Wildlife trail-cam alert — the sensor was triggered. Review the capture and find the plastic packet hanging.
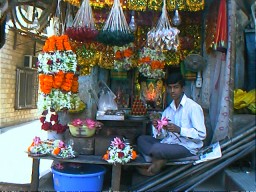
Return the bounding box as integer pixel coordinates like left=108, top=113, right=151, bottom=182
left=97, top=0, right=134, bottom=46
left=65, top=0, right=98, bottom=42
left=98, top=90, right=118, bottom=111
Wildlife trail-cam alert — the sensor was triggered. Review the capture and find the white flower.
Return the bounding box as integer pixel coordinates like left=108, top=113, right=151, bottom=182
left=37, top=51, right=77, bottom=74
left=37, top=90, right=82, bottom=113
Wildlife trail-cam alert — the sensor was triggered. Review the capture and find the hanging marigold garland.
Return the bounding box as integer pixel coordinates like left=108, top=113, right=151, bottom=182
left=42, top=35, right=72, bottom=52
left=37, top=35, right=83, bottom=112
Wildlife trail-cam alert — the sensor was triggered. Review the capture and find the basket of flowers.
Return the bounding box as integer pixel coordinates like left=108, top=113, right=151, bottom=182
left=68, top=118, right=103, bottom=137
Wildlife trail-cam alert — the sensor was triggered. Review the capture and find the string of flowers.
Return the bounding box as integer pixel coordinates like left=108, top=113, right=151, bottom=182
left=38, top=73, right=79, bottom=94
left=113, top=43, right=135, bottom=71
left=37, top=51, right=77, bottom=74
left=102, top=137, right=137, bottom=164
left=138, top=47, right=166, bottom=79
left=42, top=35, right=72, bottom=52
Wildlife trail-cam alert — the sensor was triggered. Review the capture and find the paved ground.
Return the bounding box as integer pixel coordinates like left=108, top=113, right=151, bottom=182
left=0, top=120, right=53, bottom=186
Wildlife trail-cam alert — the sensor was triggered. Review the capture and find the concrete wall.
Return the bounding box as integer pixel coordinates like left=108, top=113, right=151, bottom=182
left=0, top=30, right=43, bottom=128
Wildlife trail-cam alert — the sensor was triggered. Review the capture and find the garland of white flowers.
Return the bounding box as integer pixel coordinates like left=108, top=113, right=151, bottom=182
left=37, top=51, right=77, bottom=74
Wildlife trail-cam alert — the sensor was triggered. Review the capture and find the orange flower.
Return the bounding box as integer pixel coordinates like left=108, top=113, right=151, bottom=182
left=39, top=74, right=53, bottom=94
left=61, top=72, right=74, bottom=92
left=139, top=56, right=151, bottom=63
left=102, top=153, right=109, bottom=160
left=123, top=48, right=133, bottom=58
left=115, top=50, right=122, bottom=59
left=42, top=35, right=72, bottom=52
left=52, top=147, right=61, bottom=155
left=52, top=71, right=65, bottom=89
left=64, top=42, right=72, bottom=51
left=71, top=76, right=79, bottom=93
left=151, top=61, right=165, bottom=70
left=55, top=36, right=64, bottom=51
left=27, top=142, right=34, bottom=152
left=131, top=150, right=137, bottom=159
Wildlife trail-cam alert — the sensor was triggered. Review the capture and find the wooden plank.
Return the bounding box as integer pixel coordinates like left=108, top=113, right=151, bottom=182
left=111, top=164, right=122, bottom=191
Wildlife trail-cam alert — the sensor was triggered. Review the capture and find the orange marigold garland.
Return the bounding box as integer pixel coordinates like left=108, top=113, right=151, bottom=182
left=71, top=75, right=79, bottom=93
left=52, top=70, right=65, bottom=89
left=39, top=74, right=54, bottom=94
left=42, top=35, right=73, bottom=52
left=37, top=34, right=82, bottom=112
left=61, top=72, right=74, bottom=92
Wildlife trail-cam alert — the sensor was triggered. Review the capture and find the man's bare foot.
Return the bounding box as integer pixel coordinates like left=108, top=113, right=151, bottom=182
left=147, top=159, right=167, bottom=174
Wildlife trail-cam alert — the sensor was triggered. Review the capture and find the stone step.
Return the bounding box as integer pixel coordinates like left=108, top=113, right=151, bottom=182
left=224, top=168, right=255, bottom=191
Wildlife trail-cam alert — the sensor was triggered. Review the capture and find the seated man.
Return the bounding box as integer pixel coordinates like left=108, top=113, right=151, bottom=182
left=137, top=72, right=206, bottom=175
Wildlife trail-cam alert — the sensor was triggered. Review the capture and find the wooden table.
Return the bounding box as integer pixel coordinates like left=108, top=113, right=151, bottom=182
left=30, top=155, right=151, bottom=191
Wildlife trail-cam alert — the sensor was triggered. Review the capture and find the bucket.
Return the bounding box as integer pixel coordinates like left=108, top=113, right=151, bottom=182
left=52, top=163, right=106, bottom=191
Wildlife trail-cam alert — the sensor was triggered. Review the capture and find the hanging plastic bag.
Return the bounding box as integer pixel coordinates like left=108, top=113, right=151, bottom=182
left=97, top=0, right=134, bottom=46
left=98, top=90, right=118, bottom=111
left=65, top=0, right=98, bottom=42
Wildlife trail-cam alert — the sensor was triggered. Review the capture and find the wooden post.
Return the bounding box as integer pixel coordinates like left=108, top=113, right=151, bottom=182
left=30, top=158, right=40, bottom=191
left=111, top=163, right=122, bottom=191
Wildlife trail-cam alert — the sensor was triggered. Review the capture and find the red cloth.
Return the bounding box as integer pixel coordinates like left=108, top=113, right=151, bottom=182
left=213, top=0, right=227, bottom=52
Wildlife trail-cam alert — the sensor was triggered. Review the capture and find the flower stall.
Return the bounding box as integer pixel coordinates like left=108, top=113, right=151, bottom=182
left=3, top=0, right=250, bottom=189
left=26, top=1, right=207, bottom=190
left=0, top=0, right=254, bottom=191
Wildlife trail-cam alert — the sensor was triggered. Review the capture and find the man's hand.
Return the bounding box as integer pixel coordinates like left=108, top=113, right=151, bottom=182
left=164, top=123, right=181, bottom=134
left=152, top=119, right=158, bottom=127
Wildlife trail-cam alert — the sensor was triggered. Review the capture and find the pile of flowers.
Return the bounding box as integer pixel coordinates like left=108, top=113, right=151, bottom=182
left=27, top=136, right=49, bottom=155
left=102, top=137, right=137, bottom=164
left=37, top=35, right=83, bottom=112
left=113, top=43, right=135, bottom=71
left=27, top=137, right=76, bottom=158
left=40, top=109, right=68, bottom=134
left=138, top=47, right=166, bottom=79
left=51, top=140, right=77, bottom=158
